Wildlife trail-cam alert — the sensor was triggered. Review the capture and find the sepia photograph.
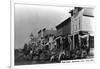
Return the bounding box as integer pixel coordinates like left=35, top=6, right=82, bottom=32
left=14, top=4, right=94, bottom=65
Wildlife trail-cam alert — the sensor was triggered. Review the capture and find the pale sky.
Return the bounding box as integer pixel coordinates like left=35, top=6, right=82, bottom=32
left=14, top=4, right=73, bottom=49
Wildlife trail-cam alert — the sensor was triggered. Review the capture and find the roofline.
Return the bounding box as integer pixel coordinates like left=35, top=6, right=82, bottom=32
left=83, top=14, right=94, bottom=17
left=56, top=17, right=71, bottom=29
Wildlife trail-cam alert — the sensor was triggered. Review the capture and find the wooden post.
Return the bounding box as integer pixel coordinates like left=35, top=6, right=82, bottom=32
left=73, top=34, right=74, bottom=50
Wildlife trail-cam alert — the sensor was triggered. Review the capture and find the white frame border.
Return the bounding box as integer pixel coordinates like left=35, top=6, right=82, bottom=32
left=10, top=1, right=95, bottom=69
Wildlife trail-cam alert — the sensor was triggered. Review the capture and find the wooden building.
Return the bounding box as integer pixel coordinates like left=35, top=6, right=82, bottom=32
left=56, top=17, right=71, bottom=36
